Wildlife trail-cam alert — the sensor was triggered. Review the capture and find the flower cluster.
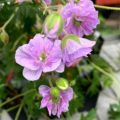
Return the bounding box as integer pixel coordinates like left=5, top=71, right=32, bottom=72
left=15, top=0, right=99, bottom=118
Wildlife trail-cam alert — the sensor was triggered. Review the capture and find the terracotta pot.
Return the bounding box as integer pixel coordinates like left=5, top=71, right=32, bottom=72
left=96, top=0, right=120, bottom=5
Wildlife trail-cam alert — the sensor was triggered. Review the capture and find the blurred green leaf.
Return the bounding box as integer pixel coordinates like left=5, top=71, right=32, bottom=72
left=80, top=109, right=96, bottom=120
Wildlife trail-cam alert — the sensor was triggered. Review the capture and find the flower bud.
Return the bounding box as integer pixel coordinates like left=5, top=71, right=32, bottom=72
left=50, top=87, right=60, bottom=103
left=44, top=13, right=64, bottom=38
left=56, top=78, right=69, bottom=90
left=0, top=30, right=9, bottom=45
left=61, top=34, right=80, bottom=49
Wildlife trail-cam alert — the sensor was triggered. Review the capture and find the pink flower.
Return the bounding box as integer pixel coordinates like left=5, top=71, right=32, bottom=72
left=62, top=0, right=99, bottom=37
left=61, top=35, right=96, bottom=67
left=44, top=0, right=52, bottom=5
left=39, top=85, right=73, bottom=118
left=15, top=34, right=64, bottom=81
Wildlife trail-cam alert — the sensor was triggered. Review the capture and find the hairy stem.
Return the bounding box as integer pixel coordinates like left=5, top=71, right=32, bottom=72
left=94, top=4, right=120, bottom=11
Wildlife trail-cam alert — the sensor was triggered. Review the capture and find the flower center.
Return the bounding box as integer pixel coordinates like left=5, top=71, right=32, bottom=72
left=73, top=18, right=81, bottom=27
left=74, top=0, right=79, bottom=4
left=39, top=52, right=47, bottom=61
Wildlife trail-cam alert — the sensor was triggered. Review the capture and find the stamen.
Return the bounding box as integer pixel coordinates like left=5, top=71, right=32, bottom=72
left=39, top=52, right=47, bottom=61
left=73, top=18, right=81, bottom=27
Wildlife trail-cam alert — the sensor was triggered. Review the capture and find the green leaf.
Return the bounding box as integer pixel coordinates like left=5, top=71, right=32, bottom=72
left=80, top=109, right=96, bottom=120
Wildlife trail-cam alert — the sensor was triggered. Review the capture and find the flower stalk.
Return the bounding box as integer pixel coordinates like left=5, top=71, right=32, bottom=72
left=1, top=7, right=19, bottom=30
left=94, top=4, right=120, bottom=11
left=0, top=89, right=35, bottom=108
left=15, top=101, right=24, bottom=120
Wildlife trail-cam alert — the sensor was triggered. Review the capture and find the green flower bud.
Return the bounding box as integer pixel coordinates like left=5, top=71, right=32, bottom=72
left=61, top=34, right=80, bottom=49
left=50, top=87, right=60, bottom=103
left=56, top=78, right=69, bottom=90
left=44, top=13, right=64, bottom=37
left=0, top=30, right=9, bottom=45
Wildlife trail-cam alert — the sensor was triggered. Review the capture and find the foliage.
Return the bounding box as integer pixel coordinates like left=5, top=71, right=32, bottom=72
left=80, top=109, right=96, bottom=120
left=108, top=102, right=120, bottom=120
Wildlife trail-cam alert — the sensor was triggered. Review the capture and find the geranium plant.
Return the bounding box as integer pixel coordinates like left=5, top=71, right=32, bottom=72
left=0, top=0, right=119, bottom=119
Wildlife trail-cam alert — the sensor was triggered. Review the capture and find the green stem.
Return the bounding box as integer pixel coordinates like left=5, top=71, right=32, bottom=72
left=6, top=104, right=20, bottom=113
left=0, top=89, right=35, bottom=108
left=48, top=79, right=53, bottom=87
left=15, top=101, right=24, bottom=120
left=11, top=33, right=27, bottom=51
left=94, top=4, right=120, bottom=11
left=2, top=7, right=19, bottom=30
left=90, top=62, right=120, bottom=89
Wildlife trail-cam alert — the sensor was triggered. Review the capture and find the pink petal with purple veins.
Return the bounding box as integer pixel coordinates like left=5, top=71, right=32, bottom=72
left=65, top=40, right=81, bottom=54
left=15, top=44, right=40, bottom=70
left=80, top=38, right=96, bottom=47
left=52, top=104, right=58, bottom=116
left=61, top=87, right=74, bottom=101
left=55, top=62, right=65, bottom=73
left=23, top=68, right=42, bottom=81
left=43, top=40, right=62, bottom=72
left=41, top=96, right=50, bottom=108
left=39, top=85, right=50, bottom=97
left=47, top=101, right=53, bottom=116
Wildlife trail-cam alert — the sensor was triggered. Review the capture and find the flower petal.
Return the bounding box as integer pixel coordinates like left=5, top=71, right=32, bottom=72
left=65, top=40, right=81, bottom=54
left=43, top=40, right=62, bottom=72
left=23, top=68, right=42, bottom=81
left=39, top=85, right=50, bottom=97
left=15, top=44, right=40, bottom=70
left=40, top=96, right=50, bottom=108
left=61, top=87, right=74, bottom=101
left=29, top=34, right=45, bottom=53
left=80, top=38, right=96, bottom=48
left=55, top=62, right=65, bottom=73
left=47, top=101, right=53, bottom=116
left=52, top=104, right=58, bottom=116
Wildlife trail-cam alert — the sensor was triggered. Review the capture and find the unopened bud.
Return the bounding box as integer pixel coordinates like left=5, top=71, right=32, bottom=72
left=56, top=78, right=69, bottom=90
left=44, top=13, right=64, bottom=38
left=0, top=30, right=9, bottom=45
left=61, top=34, right=80, bottom=49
